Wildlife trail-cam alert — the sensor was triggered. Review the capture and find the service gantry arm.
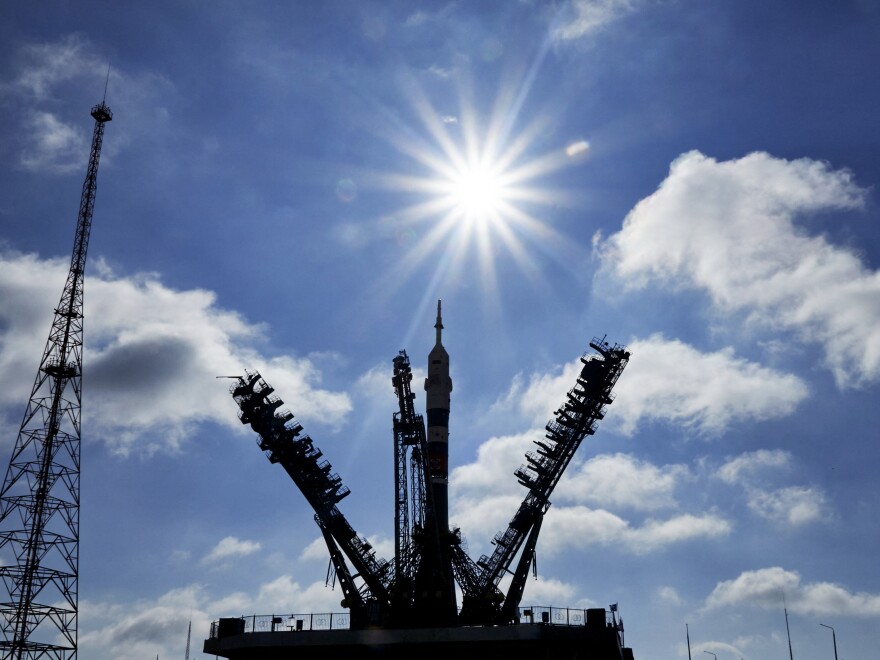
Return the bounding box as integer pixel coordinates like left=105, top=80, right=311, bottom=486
left=230, top=371, right=392, bottom=626
left=391, top=351, right=426, bottom=587
left=459, top=337, right=630, bottom=624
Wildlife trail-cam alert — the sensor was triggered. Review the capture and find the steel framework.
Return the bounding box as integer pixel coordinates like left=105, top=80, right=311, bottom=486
left=228, top=319, right=629, bottom=630
left=0, top=101, right=112, bottom=659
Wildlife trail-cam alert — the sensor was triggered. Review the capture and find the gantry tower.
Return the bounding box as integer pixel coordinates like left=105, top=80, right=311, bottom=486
left=0, top=100, right=112, bottom=659
left=227, top=303, right=630, bottom=631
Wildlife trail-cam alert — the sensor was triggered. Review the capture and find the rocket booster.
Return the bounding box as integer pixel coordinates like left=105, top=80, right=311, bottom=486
left=425, top=300, right=451, bottom=532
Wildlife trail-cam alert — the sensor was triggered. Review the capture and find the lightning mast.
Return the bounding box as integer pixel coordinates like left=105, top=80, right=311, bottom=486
left=0, top=99, right=112, bottom=658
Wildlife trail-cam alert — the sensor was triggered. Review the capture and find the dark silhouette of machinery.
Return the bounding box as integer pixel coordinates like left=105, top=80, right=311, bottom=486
left=207, top=302, right=632, bottom=658
left=0, top=99, right=112, bottom=659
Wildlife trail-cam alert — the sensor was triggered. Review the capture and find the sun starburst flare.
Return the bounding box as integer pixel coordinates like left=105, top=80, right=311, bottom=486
left=365, top=72, right=594, bottom=339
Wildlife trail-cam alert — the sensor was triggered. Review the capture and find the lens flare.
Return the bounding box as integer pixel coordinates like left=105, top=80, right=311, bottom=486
left=370, top=67, right=588, bottom=326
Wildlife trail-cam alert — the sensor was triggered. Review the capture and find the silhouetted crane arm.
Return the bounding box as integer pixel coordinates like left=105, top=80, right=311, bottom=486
left=461, top=338, right=629, bottom=624
left=230, top=371, right=392, bottom=619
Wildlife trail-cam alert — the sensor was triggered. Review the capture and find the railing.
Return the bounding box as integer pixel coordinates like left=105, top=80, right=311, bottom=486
left=209, top=612, right=351, bottom=638
left=208, top=606, right=616, bottom=639
left=514, top=606, right=614, bottom=628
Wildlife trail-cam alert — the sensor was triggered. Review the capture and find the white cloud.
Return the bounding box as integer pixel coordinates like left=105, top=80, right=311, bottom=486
left=2, top=34, right=172, bottom=173
left=542, top=506, right=731, bottom=555
left=20, top=111, right=89, bottom=173
left=453, top=397, right=730, bottom=557
left=3, top=34, right=100, bottom=99
left=601, top=150, right=879, bottom=387
left=657, top=585, right=682, bottom=605
left=624, top=513, right=732, bottom=552
left=210, top=575, right=342, bottom=617
left=553, top=0, right=636, bottom=41
left=489, top=366, right=577, bottom=426
left=405, top=11, right=430, bottom=27
left=521, top=576, right=577, bottom=605
left=693, top=641, right=747, bottom=659
left=612, top=335, right=809, bottom=435
left=80, top=585, right=209, bottom=660
left=300, top=536, right=329, bottom=562
left=203, top=536, right=262, bottom=564
left=79, top=574, right=348, bottom=659
left=557, top=453, right=687, bottom=511
left=717, top=450, right=830, bottom=526
left=452, top=494, right=525, bottom=554
left=493, top=335, right=808, bottom=437
left=706, top=567, right=880, bottom=617
left=746, top=486, right=829, bottom=526
left=0, top=250, right=352, bottom=455
left=452, top=431, right=540, bottom=497
left=717, top=449, right=791, bottom=484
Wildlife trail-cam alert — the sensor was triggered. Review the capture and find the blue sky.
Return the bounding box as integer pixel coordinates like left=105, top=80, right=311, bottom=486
left=1, top=1, right=879, bottom=658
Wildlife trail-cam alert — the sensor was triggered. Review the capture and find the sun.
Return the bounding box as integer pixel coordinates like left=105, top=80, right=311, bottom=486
left=445, top=159, right=508, bottom=225
left=369, top=73, right=588, bottom=334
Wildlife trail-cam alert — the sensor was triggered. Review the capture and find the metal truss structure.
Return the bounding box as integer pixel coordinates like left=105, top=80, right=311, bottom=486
left=229, top=325, right=629, bottom=630
left=0, top=101, right=112, bottom=659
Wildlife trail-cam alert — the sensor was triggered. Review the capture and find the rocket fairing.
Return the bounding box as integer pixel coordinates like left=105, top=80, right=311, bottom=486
left=425, top=300, right=452, bottom=532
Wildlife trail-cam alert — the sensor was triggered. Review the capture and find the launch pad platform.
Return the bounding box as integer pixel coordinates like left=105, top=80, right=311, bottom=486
left=205, top=606, right=634, bottom=660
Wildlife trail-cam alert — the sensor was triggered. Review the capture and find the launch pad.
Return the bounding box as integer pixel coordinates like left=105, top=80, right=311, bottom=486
left=204, top=302, right=634, bottom=659
left=205, top=607, right=633, bottom=659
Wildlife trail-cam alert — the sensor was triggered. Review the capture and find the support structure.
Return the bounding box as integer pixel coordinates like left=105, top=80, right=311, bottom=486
left=0, top=100, right=112, bottom=659
left=460, top=336, right=630, bottom=624
left=225, top=305, right=630, bottom=634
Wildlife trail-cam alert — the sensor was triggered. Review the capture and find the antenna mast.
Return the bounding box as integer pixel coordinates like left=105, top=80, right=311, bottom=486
left=0, top=99, right=112, bottom=658
left=784, top=594, right=795, bottom=660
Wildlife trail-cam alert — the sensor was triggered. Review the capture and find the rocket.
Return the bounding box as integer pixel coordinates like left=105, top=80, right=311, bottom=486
left=425, top=300, right=451, bottom=532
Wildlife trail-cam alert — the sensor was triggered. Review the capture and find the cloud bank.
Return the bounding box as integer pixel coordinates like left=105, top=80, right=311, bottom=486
left=717, top=450, right=830, bottom=526
left=706, top=567, right=880, bottom=617
left=601, top=150, right=879, bottom=387
left=491, top=334, right=807, bottom=436
left=203, top=536, right=262, bottom=564
left=0, top=250, right=351, bottom=455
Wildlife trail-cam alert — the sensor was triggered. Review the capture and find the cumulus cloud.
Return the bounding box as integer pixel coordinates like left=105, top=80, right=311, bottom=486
left=706, top=567, right=880, bottom=617
left=693, top=641, right=747, bottom=659
left=613, top=335, right=808, bottom=435
left=746, top=486, right=829, bottom=526
left=0, top=250, right=352, bottom=455
left=452, top=438, right=732, bottom=557
left=203, top=536, right=262, bottom=564
left=452, top=431, right=540, bottom=497
left=19, top=111, right=90, bottom=173
left=3, top=33, right=100, bottom=100
left=600, top=150, right=879, bottom=387
left=521, top=576, right=577, bottom=606
left=553, top=0, right=636, bottom=41
left=299, top=536, right=329, bottom=562
left=717, top=450, right=830, bottom=526
left=1, top=35, right=106, bottom=172
left=80, top=585, right=208, bottom=660
left=79, top=573, right=347, bottom=659
left=717, top=449, right=791, bottom=484
left=557, top=453, right=687, bottom=511
left=657, top=585, right=682, bottom=605
left=2, top=34, right=172, bottom=172
left=492, top=335, right=807, bottom=436
left=209, top=574, right=342, bottom=618
left=542, top=506, right=731, bottom=555
left=456, top=384, right=732, bottom=556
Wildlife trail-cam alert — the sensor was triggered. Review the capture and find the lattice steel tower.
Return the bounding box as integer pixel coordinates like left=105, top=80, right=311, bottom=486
left=0, top=99, right=112, bottom=659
